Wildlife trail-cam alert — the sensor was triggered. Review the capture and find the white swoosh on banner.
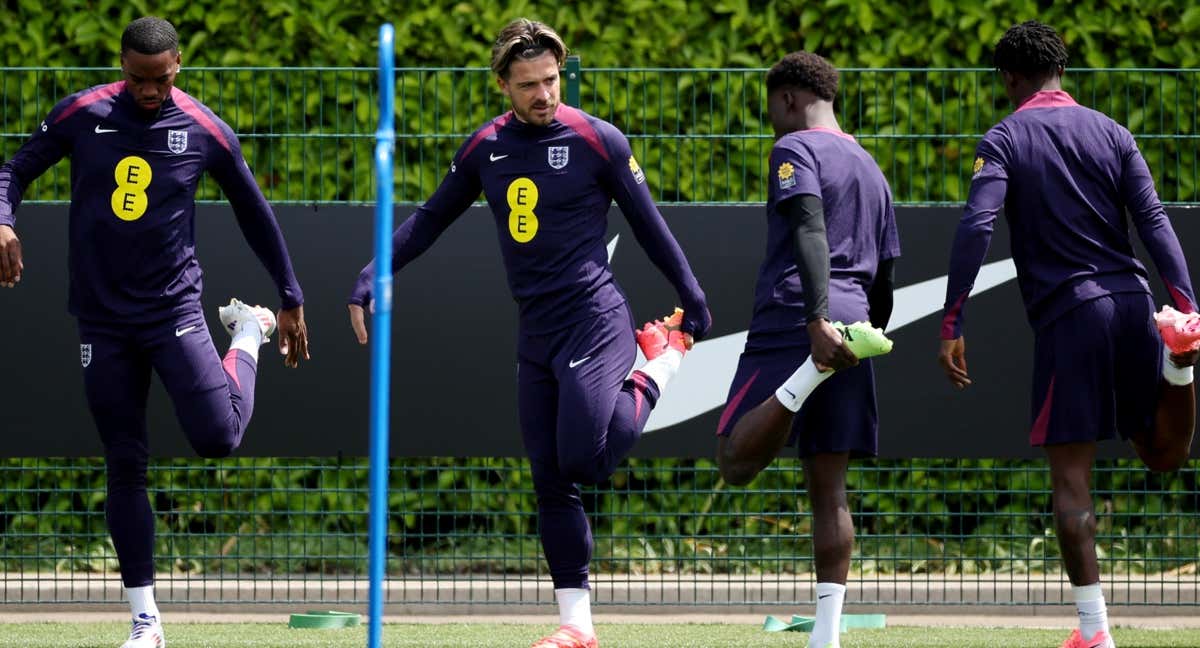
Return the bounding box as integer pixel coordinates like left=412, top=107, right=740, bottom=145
left=638, top=258, right=1019, bottom=432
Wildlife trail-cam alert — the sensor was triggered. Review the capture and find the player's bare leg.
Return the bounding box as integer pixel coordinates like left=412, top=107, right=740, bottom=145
left=1136, top=308, right=1200, bottom=471
left=805, top=452, right=852, bottom=648
left=1132, top=348, right=1198, bottom=472
left=1046, top=442, right=1099, bottom=586
left=718, top=322, right=891, bottom=486
left=717, top=399, right=795, bottom=486
left=1046, top=442, right=1115, bottom=648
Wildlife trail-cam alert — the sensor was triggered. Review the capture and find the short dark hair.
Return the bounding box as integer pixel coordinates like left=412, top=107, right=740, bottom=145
left=491, top=19, right=568, bottom=78
left=766, top=51, right=838, bottom=101
left=121, top=17, right=179, bottom=55
left=993, top=20, right=1068, bottom=78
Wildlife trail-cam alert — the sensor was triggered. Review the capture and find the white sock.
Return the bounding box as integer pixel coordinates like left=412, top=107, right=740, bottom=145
left=554, top=587, right=593, bottom=635
left=776, top=357, right=834, bottom=412
left=229, top=323, right=264, bottom=362
left=637, top=349, right=683, bottom=392
left=126, top=585, right=160, bottom=621
left=1073, top=583, right=1109, bottom=641
left=1162, top=345, right=1194, bottom=386
left=809, top=582, right=846, bottom=648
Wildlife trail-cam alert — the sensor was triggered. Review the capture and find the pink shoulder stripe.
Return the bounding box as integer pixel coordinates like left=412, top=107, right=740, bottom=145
left=554, top=105, right=609, bottom=161
left=460, top=112, right=514, bottom=160
left=170, top=88, right=232, bottom=153
left=53, top=81, right=126, bottom=124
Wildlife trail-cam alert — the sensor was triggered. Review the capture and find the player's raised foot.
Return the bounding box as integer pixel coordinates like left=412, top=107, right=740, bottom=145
left=636, top=307, right=688, bottom=361
left=1060, top=628, right=1115, bottom=648
left=218, top=298, right=277, bottom=343
left=531, top=625, right=598, bottom=648
left=119, top=613, right=164, bottom=648
left=832, top=320, right=893, bottom=360
left=1154, top=305, right=1200, bottom=355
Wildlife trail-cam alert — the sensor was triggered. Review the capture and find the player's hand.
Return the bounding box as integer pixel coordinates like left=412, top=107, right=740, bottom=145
left=0, top=224, right=23, bottom=288
left=938, top=337, right=971, bottom=389
left=348, top=300, right=375, bottom=345
left=276, top=305, right=310, bottom=368
left=807, top=318, right=858, bottom=372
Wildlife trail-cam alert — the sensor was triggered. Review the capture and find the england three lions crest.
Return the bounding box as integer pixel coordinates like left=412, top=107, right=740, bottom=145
left=548, top=146, right=569, bottom=169
left=168, top=129, right=189, bottom=154
left=80, top=344, right=92, bottom=368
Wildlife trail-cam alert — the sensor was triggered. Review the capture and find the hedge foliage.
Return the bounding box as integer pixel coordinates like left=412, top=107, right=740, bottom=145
left=4, top=0, right=1200, bottom=68
left=3, top=459, right=1198, bottom=577
left=2, top=1, right=1199, bottom=204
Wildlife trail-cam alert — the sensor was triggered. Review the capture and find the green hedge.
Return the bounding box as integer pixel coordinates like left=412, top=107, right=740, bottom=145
left=3, top=459, right=1197, bottom=576
left=4, top=3, right=1199, bottom=205
left=4, top=1, right=1200, bottom=68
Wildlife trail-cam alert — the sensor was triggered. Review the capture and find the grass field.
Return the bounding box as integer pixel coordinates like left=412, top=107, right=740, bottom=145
left=3, top=623, right=1200, bottom=647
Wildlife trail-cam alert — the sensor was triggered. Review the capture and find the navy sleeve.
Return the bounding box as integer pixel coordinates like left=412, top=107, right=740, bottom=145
left=780, top=194, right=830, bottom=323
left=942, top=132, right=1007, bottom=339
left=599, top=124, right=710, bottom=339
left=207, top=124, right=304, bottom=309
left=349, top=138, right=482, bottom=306
left=0, top=98, right=76, bottom=227
left=1119, top=128, right=1197, bottom=312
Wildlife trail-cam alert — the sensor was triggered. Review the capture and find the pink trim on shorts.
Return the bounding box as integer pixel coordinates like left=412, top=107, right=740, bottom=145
left=1030, top=375, right=1056, bottom=446
left=717, top=370, right=761, bottom=436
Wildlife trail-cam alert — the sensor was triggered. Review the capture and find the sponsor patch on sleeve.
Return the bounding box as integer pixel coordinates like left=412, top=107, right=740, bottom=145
left=777, top=161, right=796, bottom=189
left=629, top=156, right=646, bottom=184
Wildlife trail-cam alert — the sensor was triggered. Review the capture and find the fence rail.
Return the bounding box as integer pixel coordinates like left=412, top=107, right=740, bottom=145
left=2, top=66, right=1198, bottom=610
left=2, top=459, right=1198, bottom=607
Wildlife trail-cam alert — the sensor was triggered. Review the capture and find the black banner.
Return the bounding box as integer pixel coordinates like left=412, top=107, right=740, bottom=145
left=1, top=205, right=1197, bottom=459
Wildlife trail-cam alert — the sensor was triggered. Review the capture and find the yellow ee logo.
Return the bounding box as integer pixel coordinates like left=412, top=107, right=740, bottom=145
left=111, top=156, right=152, bottom=221
left=506, top=177, right=539, bottom=243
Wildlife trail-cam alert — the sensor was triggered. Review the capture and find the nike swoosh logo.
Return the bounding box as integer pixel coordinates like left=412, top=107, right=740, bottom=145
left=569, top=356, right=592, bottom=368
left=175, top=325, right=198, bottom=337
left=489, top=153, right=509, bottom=162
left=641, top=258, right=1019, bottom=432
left=94, top=125, right=117, bottom=134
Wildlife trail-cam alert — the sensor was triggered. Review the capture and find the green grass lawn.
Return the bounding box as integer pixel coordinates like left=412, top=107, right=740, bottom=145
left=2, top=623, right=1199, bottom=647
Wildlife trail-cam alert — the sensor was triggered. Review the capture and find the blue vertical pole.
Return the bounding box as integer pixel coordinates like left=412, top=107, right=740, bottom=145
left=367, top=22, right=395, bottom=648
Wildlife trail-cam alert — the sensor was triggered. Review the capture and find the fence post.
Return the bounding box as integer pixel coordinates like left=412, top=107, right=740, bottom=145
left=565, top=55, right=581, bottom=107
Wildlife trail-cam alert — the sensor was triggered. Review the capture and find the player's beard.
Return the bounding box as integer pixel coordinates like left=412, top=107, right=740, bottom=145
left=518, top=99, right=557, bottom=126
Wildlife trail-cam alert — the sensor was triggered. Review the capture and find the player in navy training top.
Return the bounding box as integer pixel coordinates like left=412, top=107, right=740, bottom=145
left=0, top=17, right=309, bottom=648
left=938, top=22, right=1197, bottom=648
left=347, top=19, right=709, bottom=648
left=713, top=52, right=899, bottom=648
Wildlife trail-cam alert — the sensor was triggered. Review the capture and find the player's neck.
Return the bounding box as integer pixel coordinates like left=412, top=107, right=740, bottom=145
left=799, top=107, right=840, bottom=133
